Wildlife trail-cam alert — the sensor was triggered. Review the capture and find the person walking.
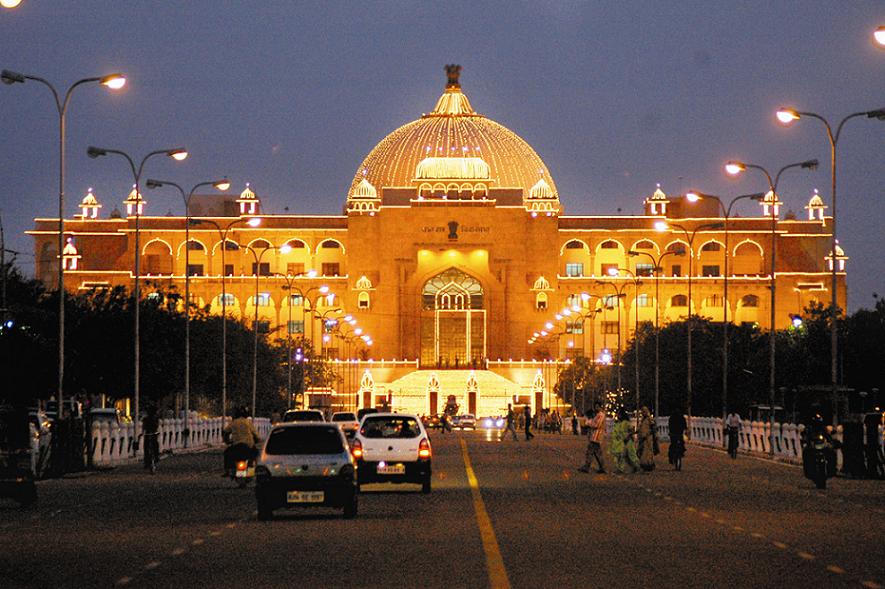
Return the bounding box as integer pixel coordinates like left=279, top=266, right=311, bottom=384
left=524, top=405, right=534, bottom=440
left=609, top=408, right=639, bottom=473
left=571, top=411, right=579, bottom=435
left=636, top=406, right=658, bottom=472
left=725, top=411, right=742, bottom=459
left=500, top=403, right=518, bottom=441
left=578, top=403, right=607, bottom=474
left=668, top=411, right=687, bottom=471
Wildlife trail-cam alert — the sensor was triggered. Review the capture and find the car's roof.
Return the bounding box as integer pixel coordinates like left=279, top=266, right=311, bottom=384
left=361, top=412, right=419, bottom=419
left=271, top=422, right=339, bottom=429
left=285, top=409, right=322, bottom=414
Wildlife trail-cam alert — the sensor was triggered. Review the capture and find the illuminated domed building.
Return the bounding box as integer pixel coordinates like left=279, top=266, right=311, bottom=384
left=29, top=66, right=844, bottom=416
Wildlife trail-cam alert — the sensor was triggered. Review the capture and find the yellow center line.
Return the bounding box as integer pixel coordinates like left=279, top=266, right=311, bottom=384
left=460, top=438, right=512, bottom=589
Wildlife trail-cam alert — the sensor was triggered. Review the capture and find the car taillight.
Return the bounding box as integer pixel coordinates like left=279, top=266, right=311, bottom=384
left=236, top=460, right=248, bottom=471
left=351, top=439, right=363, bottom=459
left=418, top=438, right=431, bottom=459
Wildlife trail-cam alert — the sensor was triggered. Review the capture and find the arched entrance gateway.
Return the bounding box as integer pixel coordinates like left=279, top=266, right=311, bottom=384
left=420, top=268, right=486, bottom=367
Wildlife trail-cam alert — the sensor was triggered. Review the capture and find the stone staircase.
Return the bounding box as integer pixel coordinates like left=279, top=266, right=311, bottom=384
left=381, top=369, right=534, bottom=417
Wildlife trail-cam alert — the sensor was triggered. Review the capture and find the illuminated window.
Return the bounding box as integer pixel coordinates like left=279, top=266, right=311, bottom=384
left=535, top=292, right=548, bottom=311
left=565, top=320, right=584, bottom=335
left=287, top=320, right=304, bottom=334
left=358, top=291, right=370, bottom=310
left=636, top=263, right=654, bottom=277
left=602, top=295, right=618, bottom=308
left=601, top=263, right=618, bottom=276
left=707, top=294, right=723, bottom=307
left=219, top=293, right=235, bottom=306
left=636, top=294, right=652, bottom=307
left=289, top=294, right=303, bottom=306
left=256, top=293, right=270, bottom=307
left=602, top=321, right=619, bottom=334
left=565, top=263, right=583, bottom=277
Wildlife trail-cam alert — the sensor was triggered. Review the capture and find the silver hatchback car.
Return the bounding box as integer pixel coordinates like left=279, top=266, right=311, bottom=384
left=255, top=423, right=358, bottom=520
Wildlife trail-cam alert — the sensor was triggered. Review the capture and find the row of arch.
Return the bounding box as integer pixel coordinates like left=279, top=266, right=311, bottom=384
left=143, top=237, right=346, bottom=257
left=559, top=238, right=764, bottom=258
left=417, top=182, right=489, bottom=200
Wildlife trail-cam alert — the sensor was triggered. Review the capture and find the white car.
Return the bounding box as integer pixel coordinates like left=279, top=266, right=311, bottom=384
left=351, top=413, right=432, bottom=493
left=330, top=411, right=359, bottom=437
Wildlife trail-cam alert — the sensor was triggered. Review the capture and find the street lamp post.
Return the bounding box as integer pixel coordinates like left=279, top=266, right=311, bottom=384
left=595, top=279, right=629, bottom=390
left=189, top=216, right=261, bottom=420
left=685, top=191, right=766, bottom=429
left=2, top=69, right=125, bottom=434
left=627, top=248, right=682, bottom=419
left=274, top=272, right=299, bottom=410
left=87, top=146, right=187, bottom=447
left=655, top=220, right=724, bottom=421
left=726, top=159, right=819, bottom=455
left=775, top=107, right=884, bottom=424
left=616, top=268, right=643, bottom=421
left=145, top=178, right=230, bottom=445
left=284, top=283, right=330, bottom=408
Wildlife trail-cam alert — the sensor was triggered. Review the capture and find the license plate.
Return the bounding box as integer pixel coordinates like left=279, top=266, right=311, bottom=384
left=235, top=467, right=254, bottom=478
left=377, top=463, right=405, bottom=475
left=287, top=491, right=324, bottom=503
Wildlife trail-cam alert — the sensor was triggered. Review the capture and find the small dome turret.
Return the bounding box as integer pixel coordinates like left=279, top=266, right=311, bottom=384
left=236, top=183, right=260, bottom=215
left=124, top=185, right=145, bottom=216
left=805, top=189, right=827, bottom=221
left=78, top=188, right=102, bottom=219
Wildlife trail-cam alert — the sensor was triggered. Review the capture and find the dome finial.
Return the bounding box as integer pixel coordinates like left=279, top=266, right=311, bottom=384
left=445, top=64, right=462, bottom=88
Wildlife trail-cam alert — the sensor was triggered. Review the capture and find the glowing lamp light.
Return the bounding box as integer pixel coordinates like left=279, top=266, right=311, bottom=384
left=581, top=293, right=591, bottom=301
left=319, top=285, right=329, bottom=294
left=214, top=179, right=231, bottom=191
left=279, top=244, right=292, bottom=254
left=170, top=149, right=189, bottom=161
left=562, top=308, right=571, bottom=316
left=654, top=221, right=668, bottom=232
left=545, top=322, right=554, bottom=330
left=685, top=192, right=701, bottom=203
left=554, top=314, right=563, bottom=320
left=875, top=26, right=885, bottom=47
left=791, top=315, right=803, bottom=329
left=600, top=349, right=612, bottom=364
left=307, top=269, right=317, bottom=278
left=354, top=328, right=363, bottom=336
left=246, top=217, right=261, bottom=227
left=725, top=161, right=746, bottom=176
left=343, top=315, right=353, bottom=322
left=100, top=74, right=126, bottom=90
left=0, top=0, right=23, bottom=7
left=567, top=341, right=574, bottom=348
left=540, top=330, right=548, bottom=337
left=571, top=305, right=581, bottom=312
left=532, top=332, right=540, bottom=338
left=607, top=267, right=619, bottom=277
left=776, top=108, right=800, bottom=124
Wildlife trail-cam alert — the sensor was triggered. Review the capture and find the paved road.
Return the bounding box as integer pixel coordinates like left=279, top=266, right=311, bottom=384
left=1, top=430, right=882, bottom=589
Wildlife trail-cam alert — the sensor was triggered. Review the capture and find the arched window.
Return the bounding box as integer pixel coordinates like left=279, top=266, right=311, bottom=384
left=671, top=294, right=688, bottom=307
left=422, top=268, right=484, bottom=311
left=600, top=240, right=619, bottom=249
left=536, top=292, right=548, bottom=311
left=565, top=240, right=584, bottom=249
left=741, top=295, right=759, bottom=307
left=320, top=240, right=340, bottom=249
left=633, top=240, right=655, bottom=250
left=358, top=291, right=370, bottom=310
left=701, top=242, right=721, bottom=252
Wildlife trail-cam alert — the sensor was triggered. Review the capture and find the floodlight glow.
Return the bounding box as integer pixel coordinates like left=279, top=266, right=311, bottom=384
left=100, top=74, right=126, bottom=90
left=246, top=217, right=261, bottom=227
left=725, top=161, right=746, bottom=176
left=776, top=108, right=800, bottom=124
left=654, top=221, right=668, bottom=232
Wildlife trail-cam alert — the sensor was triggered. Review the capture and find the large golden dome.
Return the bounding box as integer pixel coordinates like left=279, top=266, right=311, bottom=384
left=349, top=70, right=557, bottom=201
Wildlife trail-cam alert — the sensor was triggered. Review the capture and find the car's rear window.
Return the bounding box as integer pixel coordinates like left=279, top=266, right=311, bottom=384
left=332, top=413, right=356, bottom=422
left=265, top=427, right=344, bottom=455
left=360, top=416, right=421, bottom=439
left=282, top=411, right=324, bottom=422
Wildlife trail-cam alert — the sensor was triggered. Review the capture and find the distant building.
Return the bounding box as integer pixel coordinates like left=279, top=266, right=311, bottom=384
left=29, top=69, right=844, bottom=415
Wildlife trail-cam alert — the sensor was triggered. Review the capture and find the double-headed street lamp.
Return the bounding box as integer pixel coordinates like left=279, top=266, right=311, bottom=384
left=189, top=216, right=261, bottom=420
left=726, top=158, right=818, bottom=455
left=594, top=279, right=629, bottom=390
left=2, top=69, right=125, bottom=428
left=685, top=191, right=766, bottom=426
left=281, top=282, right=330, bottom=407
left=627, top=247, right=683, bottom=419
left=239, top=242, right=292, bottom=419
left=654, top=220, right=724, bottom=420
left=614, top=267, right=643, bottom=420
left=145, top=178, right=230, bottom=445
left=775, top=107, right=885, bottom=424
left=87, top=146, right=187, bottom=445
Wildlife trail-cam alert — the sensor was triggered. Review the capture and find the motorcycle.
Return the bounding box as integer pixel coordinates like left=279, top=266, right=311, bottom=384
left=726, top=426, right=740, bottom=459
left=225, top=443, right=256, bottom=488
left=802, top=430, right=836, bottom=489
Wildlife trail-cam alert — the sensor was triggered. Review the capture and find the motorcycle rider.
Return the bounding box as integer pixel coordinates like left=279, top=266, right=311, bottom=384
left=725, top=411, right=742, bottom=459
left=801, top=411, right=837, bottom=488
left=222, top=406, right=261, bottom=476
left=141, top=405, right=160, bottom=472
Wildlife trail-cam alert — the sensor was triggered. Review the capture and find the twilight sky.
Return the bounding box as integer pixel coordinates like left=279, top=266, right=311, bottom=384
left=1, top=1, right=883, bottom=311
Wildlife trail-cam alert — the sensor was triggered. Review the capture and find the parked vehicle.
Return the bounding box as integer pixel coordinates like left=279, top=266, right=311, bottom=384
left=255, top=423, right=358, bottom=520
left=456, top=414, right=476, bottom=430
left=0, top=405, right=37, bottom=507
left=352, top=413, right=432, bottom=493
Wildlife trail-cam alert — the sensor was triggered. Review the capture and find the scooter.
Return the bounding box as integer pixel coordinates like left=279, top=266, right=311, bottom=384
left=226, top=443, right=256, bottom=488
left=802, top=431, right=836, bottom=489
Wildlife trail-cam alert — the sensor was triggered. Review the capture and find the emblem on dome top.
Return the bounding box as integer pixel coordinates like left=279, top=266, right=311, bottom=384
left=445, top=64, right=462, bottom=88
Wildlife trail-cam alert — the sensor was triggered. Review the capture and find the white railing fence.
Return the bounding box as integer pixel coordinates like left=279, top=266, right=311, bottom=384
left=657, top=416, right=884, bottom=466
left=88, top=417, right=272, bottom=467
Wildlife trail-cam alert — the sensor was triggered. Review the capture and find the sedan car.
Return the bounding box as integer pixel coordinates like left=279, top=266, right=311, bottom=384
left=281, top=409, right=325, bottom=423
left=457, top=414, right=476, bottom=430
left=330, top=411, right=359, bottom=438
left=351, top=413, right=432, bottom=493
left=254, top=423, right=357, bottom=520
